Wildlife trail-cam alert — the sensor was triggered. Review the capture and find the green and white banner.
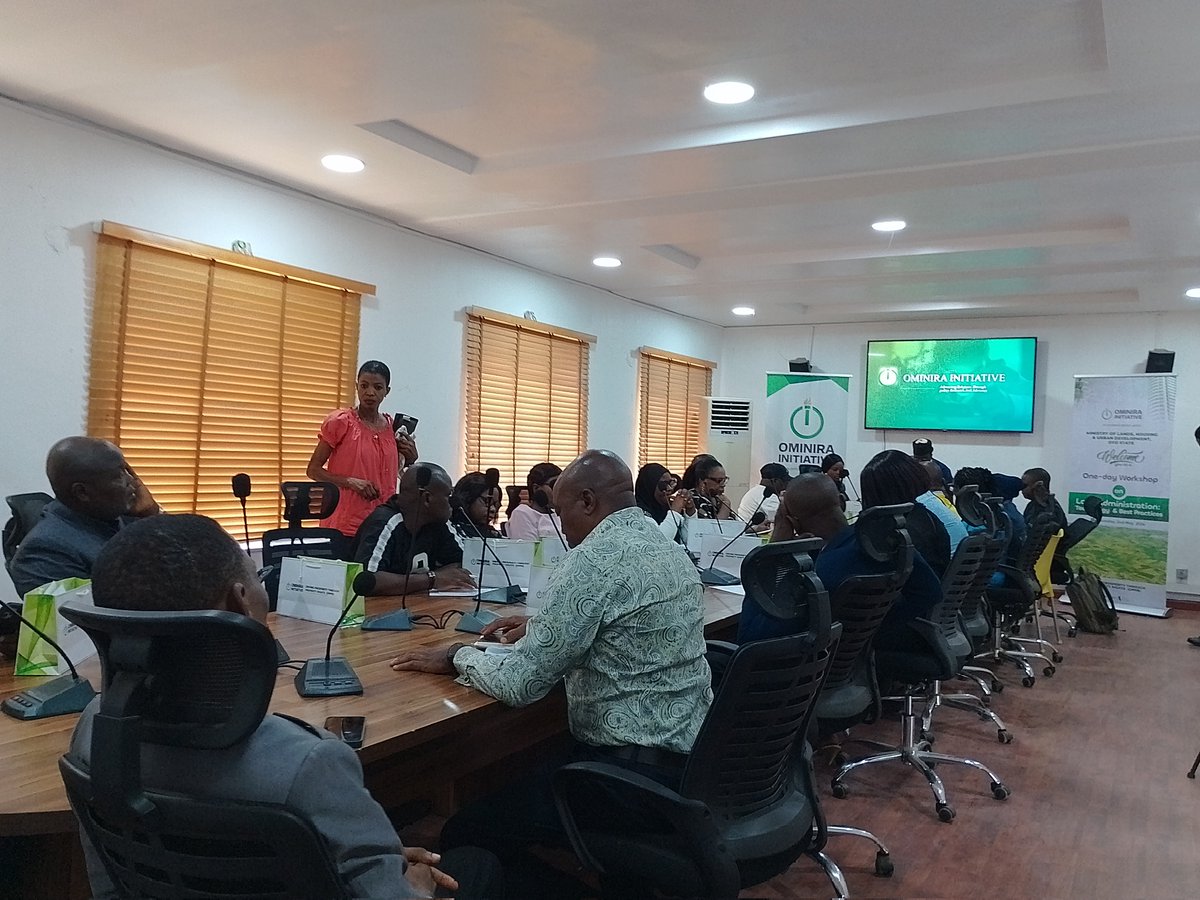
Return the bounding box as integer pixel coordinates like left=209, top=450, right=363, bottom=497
left=1065, top=374, right=1175, bottom=617
left=764, top=373, right=852, bottom=473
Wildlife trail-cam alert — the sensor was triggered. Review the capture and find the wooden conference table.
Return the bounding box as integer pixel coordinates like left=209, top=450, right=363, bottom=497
left=0, top=589, right=742, bottom=898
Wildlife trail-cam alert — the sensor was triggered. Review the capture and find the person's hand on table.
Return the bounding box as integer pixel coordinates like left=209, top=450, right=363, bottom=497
left=403, top=847, right=458, bottom=894
left=480, top=615, right=530, bottom=644
left=345, top=477, right=380, bottom=501
left=433, top=566, right=476, bottom=590
left=390, top=646, right=457, bottom=675
left=397, top=433, right=419, bottom=467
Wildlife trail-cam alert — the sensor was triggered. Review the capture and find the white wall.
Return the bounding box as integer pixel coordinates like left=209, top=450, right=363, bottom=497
left=0, top=99, right=721, bottom=603
left=719, top=314, right=1200, bottom=596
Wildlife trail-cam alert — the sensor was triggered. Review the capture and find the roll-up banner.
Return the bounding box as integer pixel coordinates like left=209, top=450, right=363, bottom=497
left=1065, top=374, right=1175, bottom=617
left=764, top=373, right=852, bottom=473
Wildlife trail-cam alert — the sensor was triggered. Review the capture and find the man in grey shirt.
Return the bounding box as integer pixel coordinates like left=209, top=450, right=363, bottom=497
left=67, top=513, right=500, bottom=899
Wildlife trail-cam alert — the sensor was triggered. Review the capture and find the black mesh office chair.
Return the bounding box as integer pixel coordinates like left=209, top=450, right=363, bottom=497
left=57, top=603, right=349, bottom=900
left=261, top=482, right=347, bottom=608
left=980, top=510, right=1063, bottom=687
left=553, top=541, right=892, bottom=900
left=3, top=490, right=53, bottom=576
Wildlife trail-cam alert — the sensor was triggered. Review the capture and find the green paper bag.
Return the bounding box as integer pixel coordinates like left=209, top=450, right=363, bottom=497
left=15, top=578, right=97, bottom=676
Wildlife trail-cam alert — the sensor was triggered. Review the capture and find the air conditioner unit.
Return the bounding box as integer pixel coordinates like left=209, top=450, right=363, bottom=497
left=700, top=397, right=753, bottom=504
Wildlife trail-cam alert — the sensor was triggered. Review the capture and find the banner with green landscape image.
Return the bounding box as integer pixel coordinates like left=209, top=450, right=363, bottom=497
left=1065, top=374, right=1175, bottom=617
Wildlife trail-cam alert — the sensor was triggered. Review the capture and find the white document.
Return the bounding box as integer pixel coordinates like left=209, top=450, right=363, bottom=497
left=526, top=538, right=569, bottom=613
left=461, top=538, right=535, bottom=589
left=684, top=518, right=744, bottom=555
left=276, top=557, right=364, bottom=626
left=699, top=533, right=764, bottom=577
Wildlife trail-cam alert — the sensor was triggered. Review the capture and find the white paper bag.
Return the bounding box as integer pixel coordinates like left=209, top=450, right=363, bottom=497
left=526, top=538, right=569, bottom=613
left=461, top=538, right=535, bottom=590
left=683, top=518, right=744, bottom=555
left=15, top=579, right=98, bottom=676
left=699, top=533, right=765, bottom=577
left=276, top=557, right=364, bottom=626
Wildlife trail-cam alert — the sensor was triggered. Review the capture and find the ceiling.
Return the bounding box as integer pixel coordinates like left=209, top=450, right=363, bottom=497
left=4, top=0, right=1200, bottom=327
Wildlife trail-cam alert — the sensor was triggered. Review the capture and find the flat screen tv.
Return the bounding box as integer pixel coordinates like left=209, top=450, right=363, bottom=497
left=864, top=337, right=1037, bottom=433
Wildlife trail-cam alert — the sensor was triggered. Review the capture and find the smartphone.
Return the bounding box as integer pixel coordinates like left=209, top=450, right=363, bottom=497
left=324, top=715, right=366, bottom=749
left=392, top=413, right=419, bottom=437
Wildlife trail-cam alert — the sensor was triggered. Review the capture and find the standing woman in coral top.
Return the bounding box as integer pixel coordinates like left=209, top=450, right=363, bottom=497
left=305, top=360, right=418, bottom=538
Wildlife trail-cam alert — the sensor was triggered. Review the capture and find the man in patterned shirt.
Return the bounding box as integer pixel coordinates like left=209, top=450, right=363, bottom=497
left=391, top=449, right=713, bottom=898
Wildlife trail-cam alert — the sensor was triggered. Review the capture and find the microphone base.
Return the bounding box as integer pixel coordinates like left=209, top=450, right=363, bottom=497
left=361, top=610, right=414, bottom=631
left=700, top=568, right=741, bottom=586
left=274, top=638, right=290, bottom=666
left=294, top=657, right=363, bottom=697
left=481, top=585, right=525, bottom=604
left=456, top=609, right=503, bottom=634
left=2, top=674, right=97, bottom=720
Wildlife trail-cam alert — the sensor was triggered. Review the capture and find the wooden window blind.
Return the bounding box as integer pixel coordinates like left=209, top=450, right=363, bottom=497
left=638, top=347, right=715, bottom=475
left=88, top=222, right=371, bottom=537
left=464, top=308, right=592, bottom=491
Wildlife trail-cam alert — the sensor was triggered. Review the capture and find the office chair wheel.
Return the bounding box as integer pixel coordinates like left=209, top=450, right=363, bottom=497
left=991, top=679, right=1005, bottom=693
left=874, top=851, right=895, bottom=878
left=1008, top=623, right=1022, bottom=635
left=1052, top=651, right=1064, bottom=663
left=997, top=729, right=1013, bottom=744
left=936, top=803, right=956, bottom=823
left=1021, top=675, right=1036, bottom=688
left=1043, top=665, right=1055, bottom=677
left=1068, top=626, right=1078, bottom=638
left=991, top=782, right=1011, bottom=800
left=831, top=781, right=849, bottom=799
left=920, top=729, right=935, bottom=746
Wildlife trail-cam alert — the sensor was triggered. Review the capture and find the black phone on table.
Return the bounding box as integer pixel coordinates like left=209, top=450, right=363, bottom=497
left=324, top=715, right=366, bottom=749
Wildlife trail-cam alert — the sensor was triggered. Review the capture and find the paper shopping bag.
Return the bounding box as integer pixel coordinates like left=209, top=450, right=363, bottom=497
left=15, top=578, right=97, bottom=676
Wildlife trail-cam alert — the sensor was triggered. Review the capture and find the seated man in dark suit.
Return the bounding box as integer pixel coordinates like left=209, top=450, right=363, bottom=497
left=738, top=473, right=942, bottom=652
left=352, top=463, right=477, bottom=595
left=9, top=436, right=160, bottom=598
left=68, top=513, right=500, bottom=899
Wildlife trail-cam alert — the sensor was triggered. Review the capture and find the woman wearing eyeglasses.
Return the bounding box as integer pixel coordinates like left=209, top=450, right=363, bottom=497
left=634, top=463, right=694, bottom=542
left=690, top=456, right=734, bottom=520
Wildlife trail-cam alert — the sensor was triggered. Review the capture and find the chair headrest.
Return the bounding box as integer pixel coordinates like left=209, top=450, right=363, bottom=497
left=954, top=486, right=994, bottom=531
left=60, top=604, right=277, bottom=750
left=280, top=482, right=341, bottom=529
left=855, top=503, right=915, bottom=568
left=739, top=538, right=831, bottom=637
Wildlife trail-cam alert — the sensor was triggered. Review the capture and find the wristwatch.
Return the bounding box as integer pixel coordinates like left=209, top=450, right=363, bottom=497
left=446, top=642, right=466, bottom=668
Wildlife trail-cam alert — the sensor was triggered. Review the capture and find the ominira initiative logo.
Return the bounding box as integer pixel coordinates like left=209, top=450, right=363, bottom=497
left=879, top=366, right=898, bottom=386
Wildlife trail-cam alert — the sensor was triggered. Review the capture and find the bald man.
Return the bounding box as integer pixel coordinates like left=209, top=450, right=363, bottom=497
left=9, top=437, right=159, bottom=598
left=351, top=463, right=476, bottom=595
left=739, top=473, right=942, bottom=650
left=392, top=450, right=712, bottom=897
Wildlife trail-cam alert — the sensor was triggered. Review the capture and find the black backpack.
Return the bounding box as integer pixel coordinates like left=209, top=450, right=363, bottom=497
left=1066, top=566, right=1119, bottom=634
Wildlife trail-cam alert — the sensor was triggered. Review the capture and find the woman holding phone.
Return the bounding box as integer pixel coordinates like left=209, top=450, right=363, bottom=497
left=305, top=360, right=418, bottom=537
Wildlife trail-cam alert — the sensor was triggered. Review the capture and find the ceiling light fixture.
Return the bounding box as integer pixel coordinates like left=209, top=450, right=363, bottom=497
left=871, top=219, right=907, bottom=233
left=321, top=154, right=365, bottom=173
left=592, top=256, right=622, bottom=268
left=1186, top=287, right=1200, bottom=299
left=703, top=81, right=755, bottom=104
left=732, top=306, right=756, bottom=316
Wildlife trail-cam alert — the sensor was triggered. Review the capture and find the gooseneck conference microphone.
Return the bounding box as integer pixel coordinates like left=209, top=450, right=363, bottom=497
left=362, top=465, right=436, bottom=632
left=294, top=570, right=374, bottom=697
left=231, top=472, right=252, bottom=553
left=454, top=469, right=522, bottom=634
left=700, top=487, right=774, bottom=586
left=0, top=600, right=97, bottom=719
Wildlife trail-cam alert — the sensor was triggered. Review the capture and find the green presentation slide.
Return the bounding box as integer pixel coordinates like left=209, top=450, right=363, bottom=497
left=864, top=337, right=1036, bottom=432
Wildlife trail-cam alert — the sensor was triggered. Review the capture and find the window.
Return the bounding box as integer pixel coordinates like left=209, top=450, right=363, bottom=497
left=637, top=347, right=715, bottom=475
left=463, top=308, right=592, bottom=491
left=88, top=221, right=371, bottom=536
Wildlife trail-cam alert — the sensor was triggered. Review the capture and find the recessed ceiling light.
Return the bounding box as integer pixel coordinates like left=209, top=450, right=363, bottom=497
left=732, top=306, right=756, bottom=316
left=321, top=154, right=365, bottom=173
left=592, top=256, right=622, bottom=268
left=871, top=219, right=907, bottom=233
left=1186, top=287, right=1200, bottom=299
left=703, top=81, right=755, bottom=104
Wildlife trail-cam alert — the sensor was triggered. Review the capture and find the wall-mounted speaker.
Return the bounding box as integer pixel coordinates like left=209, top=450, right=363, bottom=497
left=1146, top=349, right=1175, bottom=373
left=789, top=357, right=811, bottom=373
